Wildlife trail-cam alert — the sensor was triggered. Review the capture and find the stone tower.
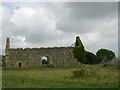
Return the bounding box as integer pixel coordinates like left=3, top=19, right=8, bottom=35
left=4, top=37, right=10, bottom=68
left=6, top=37, right=10, bottom=50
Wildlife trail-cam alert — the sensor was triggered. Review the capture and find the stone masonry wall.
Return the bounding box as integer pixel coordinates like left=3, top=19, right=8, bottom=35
left=5, top=47, right=79, bottom=68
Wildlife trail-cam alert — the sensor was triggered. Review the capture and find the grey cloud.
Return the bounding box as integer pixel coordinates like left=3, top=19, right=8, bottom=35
left=56, top=2, right=118, bottom=33
left=56, top=18, right=98, bottom=33
left=66, top=2, right=118, bottom=20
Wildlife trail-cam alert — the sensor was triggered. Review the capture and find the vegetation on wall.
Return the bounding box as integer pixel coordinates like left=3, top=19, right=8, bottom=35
left=85, top=51, right=97, bottom=64
left=73, top=36, right=116, bottom=65
left=73, top=36, right=86, bottom=64
left=75, top=36, right=84, bottom=47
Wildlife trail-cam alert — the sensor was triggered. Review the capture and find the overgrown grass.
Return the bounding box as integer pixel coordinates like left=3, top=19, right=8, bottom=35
left=2, top=64, right=118, bottom=88
left=0, top=68, right=2, bottom=89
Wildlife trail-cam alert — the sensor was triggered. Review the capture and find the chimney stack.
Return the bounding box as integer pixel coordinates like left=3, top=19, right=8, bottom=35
left=6, top=37, right=10, bottom=50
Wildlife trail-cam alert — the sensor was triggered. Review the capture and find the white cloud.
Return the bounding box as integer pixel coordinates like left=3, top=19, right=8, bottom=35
left=0, top=5, right=12, bottom=54
left=2, top=5, right=64, bottom=50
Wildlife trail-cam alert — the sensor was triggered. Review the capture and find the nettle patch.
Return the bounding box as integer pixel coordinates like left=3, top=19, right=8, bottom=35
left=72, top=68, right=96, bottom=78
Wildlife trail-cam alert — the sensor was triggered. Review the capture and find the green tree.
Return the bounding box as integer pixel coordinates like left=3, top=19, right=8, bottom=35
left=2, top=55, right=6, bottom=67
left=96, top=48, right=116, bottom=63
left=85, top=51, right=97, bottom=64
left=73, top=36, right=86, bottom=63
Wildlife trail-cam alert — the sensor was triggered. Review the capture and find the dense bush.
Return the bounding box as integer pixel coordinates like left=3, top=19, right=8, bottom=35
left=96, top=49, right=116, bottom=63
left=85, top=51, right=98, bottom=64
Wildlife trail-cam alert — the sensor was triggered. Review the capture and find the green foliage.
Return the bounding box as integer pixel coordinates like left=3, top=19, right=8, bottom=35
left=73, top=36, right=86, bottom=63
left=2, top=55, right=5, bottom=67
left=96, top=49, right=116, bottom=63
left=85, top=51, right=97, bottom=64
left=0, top=55, right=5, bottom=67
left=2, top=55, right=5, bottom=61
left=73, top=36, right=116, bottom=65
left=75, top=36, right=84, bottom=47
left=73, top=46, right=86, bottom=63
left=0, top=55, right=2, bottom=65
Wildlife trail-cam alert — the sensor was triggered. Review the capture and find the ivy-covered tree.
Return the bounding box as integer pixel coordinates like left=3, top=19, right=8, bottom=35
left=96, top=48, right=116, bottom=63
left=73, top=36, right=86, bottom=63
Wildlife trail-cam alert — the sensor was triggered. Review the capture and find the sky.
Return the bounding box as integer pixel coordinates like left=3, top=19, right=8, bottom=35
left=0, top=1, right=118, bottom=57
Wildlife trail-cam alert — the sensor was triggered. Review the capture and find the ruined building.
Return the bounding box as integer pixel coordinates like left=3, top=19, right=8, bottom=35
left=4, top=37, right=79, bottom=68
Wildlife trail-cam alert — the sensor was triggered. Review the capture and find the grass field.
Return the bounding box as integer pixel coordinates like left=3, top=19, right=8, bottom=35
left=2, top=64, right=119, bottom=88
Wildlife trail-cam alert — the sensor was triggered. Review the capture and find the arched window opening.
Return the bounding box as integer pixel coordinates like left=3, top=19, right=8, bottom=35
left=41, top=56, right=49, bottom=66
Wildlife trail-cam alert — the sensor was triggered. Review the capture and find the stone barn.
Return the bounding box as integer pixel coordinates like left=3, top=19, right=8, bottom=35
left=4, top=38, right=79, bottom=68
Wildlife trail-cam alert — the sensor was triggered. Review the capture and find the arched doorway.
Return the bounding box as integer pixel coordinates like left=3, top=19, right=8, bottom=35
left=18, top=62, right=22, bottom=68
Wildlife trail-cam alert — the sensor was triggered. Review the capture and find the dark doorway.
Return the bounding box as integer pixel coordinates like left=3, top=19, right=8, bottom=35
left=41, top=56, right=49, bottom=66
left=18, top=62, right=22, bottom=68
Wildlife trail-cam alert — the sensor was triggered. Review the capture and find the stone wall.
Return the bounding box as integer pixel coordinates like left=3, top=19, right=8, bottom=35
left=5, top=47, right=79, bottom=68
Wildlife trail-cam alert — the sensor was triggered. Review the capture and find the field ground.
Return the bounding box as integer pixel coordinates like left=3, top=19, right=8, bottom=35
left=0, top=68, right=2, bottom=89
left=2, top=64, right=119, bottom=88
